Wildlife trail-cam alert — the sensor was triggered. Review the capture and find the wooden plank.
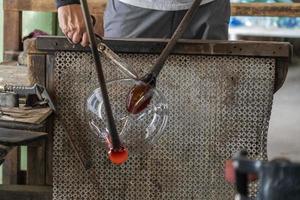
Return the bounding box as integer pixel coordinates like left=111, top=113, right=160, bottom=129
left=0, top=107, right=53, bottom=124
left=231, top=3, right=300, bottom=17
left=4, top=1, right=300, bottom=17
left=0, top=120, right=46, bottom=131
left=3, top=10, right=21, bottom=61
left=28, top=54, right=46, bottom=85
left=0, top=185, right=52, bottom=200
left=27, top=140, right=46, bottom=185
left=4, top=0, right=107, bottom=14
left=45, top=55, right=55, bottom=185
left=46, top=54, right=56, bottom=103
left=0, top=127, right=47, bottom=146
left=27, top=54, right=46, bottom=86
left=45, top=115, right=54, bottom=185
left=27, top=42, right=47, bottom=86
left=26, top=43, right=53, bottom=185
left=2, top=147, right=20, bottom=184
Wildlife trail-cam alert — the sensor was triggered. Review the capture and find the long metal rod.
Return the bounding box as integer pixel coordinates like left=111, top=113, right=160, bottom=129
left=151, top=0, right=203, bottom=77
left=59, top=114, right=92, bottom=170
left=80, top=0, right=121, bottom=149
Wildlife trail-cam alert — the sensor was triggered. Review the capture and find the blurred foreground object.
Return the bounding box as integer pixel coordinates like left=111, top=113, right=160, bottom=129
left=226, top=150, right=300, bottom=200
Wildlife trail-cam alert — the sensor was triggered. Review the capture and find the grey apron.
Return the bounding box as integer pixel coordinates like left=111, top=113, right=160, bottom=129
left=104, top=0, right=230, bottom=39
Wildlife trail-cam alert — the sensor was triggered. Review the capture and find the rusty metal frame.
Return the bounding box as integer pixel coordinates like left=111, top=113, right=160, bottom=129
left=36, top=36, right=289, bottom=200
left=36, top=36, right=291, bottom=93
left=37, top=36, right=292, bottom=57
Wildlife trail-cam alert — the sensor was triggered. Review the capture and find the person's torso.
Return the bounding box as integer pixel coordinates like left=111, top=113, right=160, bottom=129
left=118, top=0, right=215, bottom=11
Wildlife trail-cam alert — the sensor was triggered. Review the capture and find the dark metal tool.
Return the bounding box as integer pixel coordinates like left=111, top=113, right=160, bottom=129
left=126, top=0, right=203, bottom=114
left=230, top=150, right=300, bottom=200
left=64, top=14, right=138, bottom=79
left=80, top=0, right=123, bottom=151
left=145, top=0, right=203, bottom=83
left=233, top=150, right=249, bottom=199
left=97, top=42, right=138, bottom=79
left=0, top=92, right=19, bottom=107
left=0, top=83, right=56, bottom=111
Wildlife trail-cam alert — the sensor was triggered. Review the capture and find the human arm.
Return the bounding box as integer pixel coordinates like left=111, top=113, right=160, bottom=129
left=56, top=0, right=90, bottom=46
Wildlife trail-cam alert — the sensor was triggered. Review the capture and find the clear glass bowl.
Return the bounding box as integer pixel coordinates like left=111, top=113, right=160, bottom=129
left=85, top=79, right=168, bottom=152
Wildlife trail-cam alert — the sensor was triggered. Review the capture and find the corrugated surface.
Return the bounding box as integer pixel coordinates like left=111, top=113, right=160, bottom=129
left=52, top=52, right=275, bottom=200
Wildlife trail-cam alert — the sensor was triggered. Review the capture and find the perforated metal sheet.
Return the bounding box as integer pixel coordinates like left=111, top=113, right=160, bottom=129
left=52, top=52, right=275, bottom=200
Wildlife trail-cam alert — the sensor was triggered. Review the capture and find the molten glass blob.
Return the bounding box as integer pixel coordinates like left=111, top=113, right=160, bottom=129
left=108, top=147, right=129, bottom=165
left=126, top=82, right=154, bottom=114
left=85, top=79, right=168, bottom=159
left=96, top=128, right=128, bottom=165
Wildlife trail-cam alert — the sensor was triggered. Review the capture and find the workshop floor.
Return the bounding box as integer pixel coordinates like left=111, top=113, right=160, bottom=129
left=268, top=64, right=300, bottom=162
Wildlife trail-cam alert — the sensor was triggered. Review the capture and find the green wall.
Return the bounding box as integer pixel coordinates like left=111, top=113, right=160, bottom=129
left=22, top=11, right=57, bottom=37
left=0, top=9, right=56, bottom=64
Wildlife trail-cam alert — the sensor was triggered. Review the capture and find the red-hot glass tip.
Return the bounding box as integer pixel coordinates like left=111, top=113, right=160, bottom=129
left=108, top=147, right=128, bottom=165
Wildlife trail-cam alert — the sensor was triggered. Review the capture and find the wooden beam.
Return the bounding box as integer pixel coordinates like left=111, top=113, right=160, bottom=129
left=3, top=10, right=22, bottom=61
left=0, top=127, right=48, bottom=146
left=3, top=1, right=300, bottom=17
left=45, top=116, right=54, bottom=185
left=4, top=0, right=107, bottom=14
left=27, top=140, right=46, bottom=185
left=27, top=53, right=46, bottom=85
left=2, top=147, right=20, bottom=184
left=0, top=185, right=52, bottom=200
left=231, top=3, right=300, bottom=17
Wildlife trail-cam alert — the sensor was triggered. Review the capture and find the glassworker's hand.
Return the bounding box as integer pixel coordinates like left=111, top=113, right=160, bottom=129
left=58, top=4, right=89, bottom=47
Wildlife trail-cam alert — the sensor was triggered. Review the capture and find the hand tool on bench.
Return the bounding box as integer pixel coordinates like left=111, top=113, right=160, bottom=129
left=0, top=84, right=51, bottom=166
left=0, top=84, right=90, bottom=169
left=0, top=83, right=55, bottom=112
